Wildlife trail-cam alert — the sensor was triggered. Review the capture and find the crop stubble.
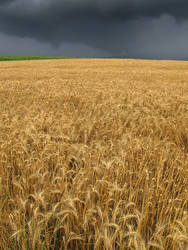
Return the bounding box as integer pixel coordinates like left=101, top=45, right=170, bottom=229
left=0, top=59, right=188, bottom=249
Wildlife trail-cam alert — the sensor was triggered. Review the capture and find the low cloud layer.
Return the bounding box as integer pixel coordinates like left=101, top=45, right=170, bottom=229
left=0, top=0, right=188, bottom=58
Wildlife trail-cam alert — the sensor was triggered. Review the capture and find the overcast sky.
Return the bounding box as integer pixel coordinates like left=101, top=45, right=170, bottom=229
left=0, top=0, right=188, bottom=59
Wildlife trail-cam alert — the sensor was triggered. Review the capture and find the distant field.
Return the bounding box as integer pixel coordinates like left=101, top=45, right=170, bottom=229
left=0, top=59, right=188, bottom=249
left=0, top=56, right=68, bottom=61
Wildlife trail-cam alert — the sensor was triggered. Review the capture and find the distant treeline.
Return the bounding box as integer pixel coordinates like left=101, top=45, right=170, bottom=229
left=0, top=56, right=69, bottom=61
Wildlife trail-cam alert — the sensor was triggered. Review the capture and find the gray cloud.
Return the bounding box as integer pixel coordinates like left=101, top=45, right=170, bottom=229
left=0, top=0, right=188, bottom=58
left=0, top=0, right=14, bottom=5
left=0, top=31, right=110, bottom=57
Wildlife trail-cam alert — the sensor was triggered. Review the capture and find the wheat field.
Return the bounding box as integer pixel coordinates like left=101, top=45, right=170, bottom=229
left=0, top=59, right=188, bottom=249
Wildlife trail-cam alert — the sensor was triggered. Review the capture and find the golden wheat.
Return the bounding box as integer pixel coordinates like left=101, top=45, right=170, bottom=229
left=0, top=59, right=188, bottom=249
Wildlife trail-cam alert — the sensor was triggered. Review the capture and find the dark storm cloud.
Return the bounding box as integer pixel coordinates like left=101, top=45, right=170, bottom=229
left=0, top=0, right=188, bottom=57
left=0, top=0, right=14, bottom=5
